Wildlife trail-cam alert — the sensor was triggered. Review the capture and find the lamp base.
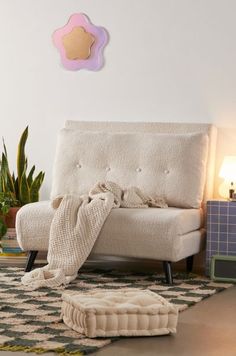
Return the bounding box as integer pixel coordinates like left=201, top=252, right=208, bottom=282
left=219, top=181, right=231, bottom=199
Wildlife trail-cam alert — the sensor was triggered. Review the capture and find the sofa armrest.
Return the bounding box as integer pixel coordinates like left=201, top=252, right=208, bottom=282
left=16, top=201, right=54, bottom=252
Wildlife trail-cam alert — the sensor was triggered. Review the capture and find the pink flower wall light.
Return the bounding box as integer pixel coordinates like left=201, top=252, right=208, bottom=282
left=52, top=13, right=108, bottom=71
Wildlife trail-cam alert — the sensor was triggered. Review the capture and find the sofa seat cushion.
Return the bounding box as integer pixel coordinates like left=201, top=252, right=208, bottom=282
left=16, top=201, right=203, bottom=261
left=94, top=206, right=204, bottom=261
left=51, top=130, right=208, bottom=208
left=61, top=289, right=178, bottom=337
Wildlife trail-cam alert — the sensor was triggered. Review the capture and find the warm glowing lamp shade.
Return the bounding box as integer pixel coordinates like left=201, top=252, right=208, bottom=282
left=219, top=156, right=236, bottom=198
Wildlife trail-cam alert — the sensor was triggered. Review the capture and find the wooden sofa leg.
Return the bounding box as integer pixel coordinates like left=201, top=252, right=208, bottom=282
left=25, top=251, right=38, bottom=272
left=163, top=261, right=173, bottom=285
left=186, top=255, right=194, bottom=273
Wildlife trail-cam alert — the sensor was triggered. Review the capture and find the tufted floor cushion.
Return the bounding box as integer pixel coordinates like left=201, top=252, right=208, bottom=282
left=61, top=289, right=178, bottom=338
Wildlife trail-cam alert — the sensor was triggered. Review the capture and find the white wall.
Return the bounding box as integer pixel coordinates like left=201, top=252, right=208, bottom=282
left=0, top=0, right=236, bottom=199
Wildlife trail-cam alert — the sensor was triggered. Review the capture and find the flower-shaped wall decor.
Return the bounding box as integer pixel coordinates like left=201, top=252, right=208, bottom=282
left=52, top=13, right=108, bottom=71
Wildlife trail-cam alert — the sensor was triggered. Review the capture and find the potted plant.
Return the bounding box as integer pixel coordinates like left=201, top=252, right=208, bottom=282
left=0, top=192, right=19, bottom=229
left=0, top=126, right=45, bottom=231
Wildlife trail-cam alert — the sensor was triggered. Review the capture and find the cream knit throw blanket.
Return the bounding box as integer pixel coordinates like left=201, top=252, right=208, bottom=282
left=21, top=181, right=167, bottom=289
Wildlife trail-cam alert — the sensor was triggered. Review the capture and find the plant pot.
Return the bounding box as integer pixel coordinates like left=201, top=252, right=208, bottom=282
left=5, top=207, right=21, bottom=228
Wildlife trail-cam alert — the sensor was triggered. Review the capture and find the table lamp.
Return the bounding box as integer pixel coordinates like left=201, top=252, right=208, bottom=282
left=219, top=156, right=236, bottom=199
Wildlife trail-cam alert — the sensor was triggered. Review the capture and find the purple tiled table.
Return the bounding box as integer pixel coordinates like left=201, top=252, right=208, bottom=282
left=206, top=200, right=236, bottom=276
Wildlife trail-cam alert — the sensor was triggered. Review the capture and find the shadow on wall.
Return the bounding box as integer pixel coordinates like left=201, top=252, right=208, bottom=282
left=214, top=127, right=236, bottom=199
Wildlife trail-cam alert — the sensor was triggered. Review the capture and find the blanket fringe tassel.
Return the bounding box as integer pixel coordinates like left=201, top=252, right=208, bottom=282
left=0, top=345, right=83, bottom=355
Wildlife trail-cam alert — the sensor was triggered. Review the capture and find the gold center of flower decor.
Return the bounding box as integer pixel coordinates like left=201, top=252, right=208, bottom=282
left=62, top=26, right=95, bottom=60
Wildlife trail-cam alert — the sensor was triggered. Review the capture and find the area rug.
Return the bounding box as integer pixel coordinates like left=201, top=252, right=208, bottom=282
left=0, top=267, right=233, bottom=355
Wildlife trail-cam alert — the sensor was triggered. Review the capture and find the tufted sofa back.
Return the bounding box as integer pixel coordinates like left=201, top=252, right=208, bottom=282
left=51, top=121, right=217, bottom=209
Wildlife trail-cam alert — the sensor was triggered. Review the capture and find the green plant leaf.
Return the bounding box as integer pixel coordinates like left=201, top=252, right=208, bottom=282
left=1, top=204, right=9, bottom=215
left=0, top=217, right=7, bottom=238
left=3, top=139, right=8, bottom=158
left=0, top=192, right=19, bottom=210
left=0, top=159, right=4, bottom=193
left=17, top=126, right=28, bottom=192
left=1, top=153, right=16, bottom=196
left=27, top=165, right=35, bottom=187
left=0, top=175, right=3, bottom=193
left=19, top=169, right=30, bottom=205
left=14, top=177, right=19, bottom=200
left=30, top=171, right=44, bottom=202
left=39, top=172, right=45, bottom=186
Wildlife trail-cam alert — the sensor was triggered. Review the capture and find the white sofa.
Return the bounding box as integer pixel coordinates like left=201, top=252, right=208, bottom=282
left=16, top=121, right=217, bottom=284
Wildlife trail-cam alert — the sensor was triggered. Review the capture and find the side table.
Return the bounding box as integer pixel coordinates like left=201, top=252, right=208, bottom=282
left=206, top=200, right=236, bottom=276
